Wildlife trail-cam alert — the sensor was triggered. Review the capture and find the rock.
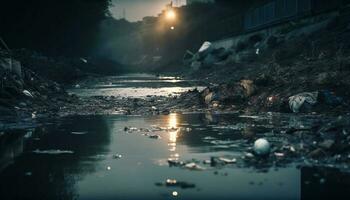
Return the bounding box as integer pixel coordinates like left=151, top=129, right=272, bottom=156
left=205, top=92, right=214, bottom=104
left=253, top=138, right=271, bottom=156
left=308, top=148, right=326, bottom=158
left=318, top=90, right=343, bottom=106
left=12, top=60, right=22, bottom=78
left=240, top=80, right=257, bottom=97
left=319, top=139, right=335, bottom=150
left=149, top=134, right=161, bottom=139
left=0, top=58, right=12, bottom=70
left=235, top=50, right=257, bottom=63
left=191, top=61, right=202, bottom=71
left=315, top=72, right=335, bottom=85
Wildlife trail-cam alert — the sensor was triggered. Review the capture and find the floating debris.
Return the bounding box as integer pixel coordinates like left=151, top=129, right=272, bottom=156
left=32, top=149, right=74, bottom=154
left=253, top=138, right=271, bottom=156
left=184, top=162, right=206, bottom=170
left=155, top=179, right=196, bottom=189
left=113, top=154, right=122, bottom=159
left=71, top=131, right=88, bottom=135
left=155, top=179, right=195, bottom=189
left=149, top=134, right=161, bottom=139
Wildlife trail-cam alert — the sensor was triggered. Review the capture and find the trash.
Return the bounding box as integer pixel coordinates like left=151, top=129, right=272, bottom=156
left=205, top=92, right=214, bottom=104
left=288, top=92, right=318, bottom=113
left=274, top=152, right=285, bottom=157
left=168, top=159, right=184, bottom=167
left=211, top=156, right=237, bottom=165
left=113, top=154, right=122, bottom=159
left=23, top=90, right=34, bottom=98
left=149, top=134, right=161, bottom=139
left=184, top=162, right=205, bottom=170
left=218, top=157, right=237, bottom=164
left=253, top=138, right=271, bottom=156
left=31, top=112, right=37, bottom=119
left=198, top=41, right=212, bottom=53
left=155, top=179, right=196, bottom=189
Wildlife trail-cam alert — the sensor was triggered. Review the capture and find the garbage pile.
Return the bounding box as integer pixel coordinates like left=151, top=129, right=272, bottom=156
left=174, top=81, right=346, bottom=114
left=0, top=49, right=73, bottom=118
left=183, top=41, right=233, bottom=70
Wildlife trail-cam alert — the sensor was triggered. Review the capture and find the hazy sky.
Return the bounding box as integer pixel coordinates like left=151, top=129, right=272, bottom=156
left=110, top=0, right=186, bottom=22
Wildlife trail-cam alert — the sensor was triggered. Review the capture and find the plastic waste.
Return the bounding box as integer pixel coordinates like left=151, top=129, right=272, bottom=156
left=198, top=41, right=212, bottom=53
left=23, top=90, right=34, bottom=98
left=288, top=92, right=318, bottom=113
left=253, top=138, right=271, bottom=156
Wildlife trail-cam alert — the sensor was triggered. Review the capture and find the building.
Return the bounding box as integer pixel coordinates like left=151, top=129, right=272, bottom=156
left=186, top=0, right=215, bottom=5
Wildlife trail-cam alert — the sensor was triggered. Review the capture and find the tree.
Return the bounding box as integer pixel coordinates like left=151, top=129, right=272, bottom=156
left=0, top=0, right=111, bottom=56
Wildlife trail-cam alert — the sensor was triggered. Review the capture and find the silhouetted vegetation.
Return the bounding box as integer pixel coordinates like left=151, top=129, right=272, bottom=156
left=0, top=0, right=111, bottom=56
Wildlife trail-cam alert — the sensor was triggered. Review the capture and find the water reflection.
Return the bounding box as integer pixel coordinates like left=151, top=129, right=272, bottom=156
left=168, top=113, right=179, bottom=158
left=0, top=113, right=349, bottom=200
left=68, top=74, right=206, bottom=98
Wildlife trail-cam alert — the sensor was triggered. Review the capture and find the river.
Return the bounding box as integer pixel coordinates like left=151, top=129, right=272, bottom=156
left=0, top=74, right=349, bottom=200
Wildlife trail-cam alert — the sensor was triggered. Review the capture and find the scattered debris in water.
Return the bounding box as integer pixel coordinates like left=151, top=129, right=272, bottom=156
left=253, top=138, right=271, bottom=156
left=32, top=149, right=74, bottom=154
left=113, top=154, right=122, bottom=159
left=71, top=131, right=88, bottom=135
left=155, top=179, right=196, bottom=189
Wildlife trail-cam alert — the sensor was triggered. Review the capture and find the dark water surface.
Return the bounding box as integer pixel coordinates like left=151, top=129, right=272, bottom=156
left=1, top=113, right=349, bottom=200
left=1, top=74, right=349, bottom=199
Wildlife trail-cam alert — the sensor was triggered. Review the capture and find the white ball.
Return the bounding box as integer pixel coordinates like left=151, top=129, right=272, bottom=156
left=253, top=138, right=271, bottom=156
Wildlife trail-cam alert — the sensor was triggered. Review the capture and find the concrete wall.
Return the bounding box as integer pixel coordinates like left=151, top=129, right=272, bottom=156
left=211, top=11, right=338, bottom=50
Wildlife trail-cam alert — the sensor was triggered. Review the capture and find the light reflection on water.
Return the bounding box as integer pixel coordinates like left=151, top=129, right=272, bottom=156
left=0, top=113, right=304, bottom=200
left=68, top=74, right=206, bottom=98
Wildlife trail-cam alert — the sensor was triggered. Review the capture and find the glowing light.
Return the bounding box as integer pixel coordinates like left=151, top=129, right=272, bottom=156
left=172, top=191, right=178, bottom=197
left=166, top=9, right=176, bottom=21
left=170, top=26, right=175, bottom=30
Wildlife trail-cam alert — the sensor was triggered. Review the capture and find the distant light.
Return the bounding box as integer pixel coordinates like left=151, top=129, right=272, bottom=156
left=166, top=9, right=176, bottom=21
left=172, top=191, right=178, bottom=197
left=170, top=26, right=175, bottom=30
